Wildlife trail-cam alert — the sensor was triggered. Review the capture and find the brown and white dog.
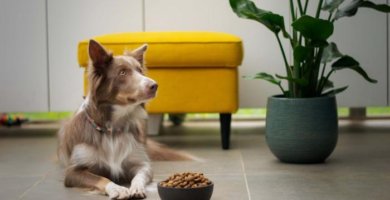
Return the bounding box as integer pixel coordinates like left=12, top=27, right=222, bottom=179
left=57, top=40, right=191, bottom=199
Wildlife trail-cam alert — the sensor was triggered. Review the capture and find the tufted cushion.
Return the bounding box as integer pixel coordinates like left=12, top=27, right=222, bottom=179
left=77, top=32, right=243, bottom=68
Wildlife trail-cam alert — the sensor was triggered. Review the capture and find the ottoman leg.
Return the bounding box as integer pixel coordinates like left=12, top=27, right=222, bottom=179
left=147, top=114, right=163, bottom=136
left=219, top=113, right=232, bottom=150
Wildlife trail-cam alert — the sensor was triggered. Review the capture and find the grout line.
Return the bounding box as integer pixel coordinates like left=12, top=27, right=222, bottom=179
left=239, top=151, right=252, bottom=200
left=18, top=173, right=48, bottom=200
left=387, top=0, right=389, bottom=106
left=44, top=0, right=51, bottom=111
left=142, top=0, right=146, bottom=32
left=0, top=174, right=47, bottom=178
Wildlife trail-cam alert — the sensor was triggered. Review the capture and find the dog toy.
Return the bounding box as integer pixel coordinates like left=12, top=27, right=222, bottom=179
left=0, top=113, right=28, bottom=127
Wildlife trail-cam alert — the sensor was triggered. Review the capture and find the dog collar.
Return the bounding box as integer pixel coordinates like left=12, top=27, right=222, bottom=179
left=83, top=110, right=111, bottom=134
left=84, top=110, right=124, bottom=134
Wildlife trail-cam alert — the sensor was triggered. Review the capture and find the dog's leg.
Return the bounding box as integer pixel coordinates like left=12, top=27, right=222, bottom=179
left=126, top=162, right=152, bottom=199
left=66, top=143, right=130, bottom=199
left=65, top=168, right=130, bottom=199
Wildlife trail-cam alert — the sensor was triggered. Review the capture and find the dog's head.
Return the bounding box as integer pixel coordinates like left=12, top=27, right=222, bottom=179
left=88, top=40, right=157, bottom=106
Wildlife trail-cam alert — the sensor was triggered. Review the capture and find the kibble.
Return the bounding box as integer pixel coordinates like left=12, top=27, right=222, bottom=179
left=160, top=172, right=212, bottom=188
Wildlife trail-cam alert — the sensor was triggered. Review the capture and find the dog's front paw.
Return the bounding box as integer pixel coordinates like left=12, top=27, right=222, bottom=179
left=105, top=182, right=130, bottom=199
left=129, top=182, right=146, bottom=199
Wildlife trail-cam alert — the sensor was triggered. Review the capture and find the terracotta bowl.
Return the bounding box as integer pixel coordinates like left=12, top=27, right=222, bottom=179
left=157, top=182, right=214, bottom=200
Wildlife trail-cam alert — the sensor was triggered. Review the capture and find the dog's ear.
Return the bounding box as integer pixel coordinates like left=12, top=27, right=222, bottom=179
left=126, top=44, right=148, bottom=66
left=88, top=40, right=113, bottom=72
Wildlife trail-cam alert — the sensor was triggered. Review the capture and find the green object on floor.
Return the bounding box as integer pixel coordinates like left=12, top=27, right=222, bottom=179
left=9, top=112, right=72, bottom=121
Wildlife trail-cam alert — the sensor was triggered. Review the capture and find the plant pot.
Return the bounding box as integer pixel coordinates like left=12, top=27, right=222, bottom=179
left=265, top=95, right=338, bottom=164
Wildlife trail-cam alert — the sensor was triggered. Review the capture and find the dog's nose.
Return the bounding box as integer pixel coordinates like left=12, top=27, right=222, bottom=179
left=150, top=83, right=158, bottom=92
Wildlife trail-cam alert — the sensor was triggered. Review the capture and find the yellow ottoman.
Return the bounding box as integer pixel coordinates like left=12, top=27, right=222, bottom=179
left=78, top=32, right=243, bottom=149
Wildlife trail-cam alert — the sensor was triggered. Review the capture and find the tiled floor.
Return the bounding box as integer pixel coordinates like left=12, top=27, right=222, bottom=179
left=1, top=119, right=390, bottom=200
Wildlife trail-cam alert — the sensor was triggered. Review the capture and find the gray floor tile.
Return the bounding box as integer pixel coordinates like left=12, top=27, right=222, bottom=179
left=1, top=119, right=390, bottom=200
left=151, top=148, right=243, bottom=175
left=21, top=176, right=107, bottom=200
left=0, top=176, right=43, bottom=200
left=158, top=121, right=244, bottom=149
left=247, top=172, right=390, bottom=200
left=0, top=137, right=57, bottom=176
left=239, top=127, right=390, bottom=175
left=206, top=174, right=249, bottom=200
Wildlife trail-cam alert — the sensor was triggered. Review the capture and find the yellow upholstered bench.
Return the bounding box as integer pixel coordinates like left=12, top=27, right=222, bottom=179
left=78, top=32, right=243, bottom=149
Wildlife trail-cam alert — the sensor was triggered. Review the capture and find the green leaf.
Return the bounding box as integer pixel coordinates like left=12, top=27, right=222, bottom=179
left=334, top=0, right=390, bottom=20
left=321, top=42, right=343, bottom=63
left=320, top=77, right=335, bottom=91
left=332, top=56, right=377, bottom=83
left=322, top=86, right=349, bottom=96
left=245, top=72, right=281, bottom=85
left=360, top=1, right=390, bottom=12
left=334, top=0, right=362, bottom=19
left=309, top=40, right=329, bottom=48
left=293, top=45, right=311, bottom=63
left=322, top=0, right=345, bottom=12
left=292, top=15, right=334, bottom=41
left=229, top=0, right=286, bottom=33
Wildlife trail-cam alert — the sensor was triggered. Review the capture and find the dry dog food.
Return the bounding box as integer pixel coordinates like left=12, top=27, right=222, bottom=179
left=159, top=172, right=212, bottom=189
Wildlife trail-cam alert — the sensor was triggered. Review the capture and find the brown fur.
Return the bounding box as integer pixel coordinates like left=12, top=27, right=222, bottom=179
left=57, top=40, right=193, bottom=199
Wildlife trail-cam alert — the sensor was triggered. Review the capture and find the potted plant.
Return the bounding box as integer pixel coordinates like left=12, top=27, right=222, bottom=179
left=229, top=0, right=390, bottom=163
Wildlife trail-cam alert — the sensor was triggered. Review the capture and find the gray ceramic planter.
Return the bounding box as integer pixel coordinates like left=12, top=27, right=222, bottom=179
left=266, top=95, right=338, bottom=163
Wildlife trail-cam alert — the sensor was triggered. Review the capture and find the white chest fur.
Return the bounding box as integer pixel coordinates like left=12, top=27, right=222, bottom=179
left=99, top=134, right=132, bottom=178
left=112, top=104, right=147, bottom=123
left=71, top=133, right=147, bottom=180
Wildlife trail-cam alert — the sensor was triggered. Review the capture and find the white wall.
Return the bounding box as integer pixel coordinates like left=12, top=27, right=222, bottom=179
left=0, top=0, right=389, bottom=112
left=0, top=0, right=49, bottom=112
left=48, top=0, right=144, bottom=111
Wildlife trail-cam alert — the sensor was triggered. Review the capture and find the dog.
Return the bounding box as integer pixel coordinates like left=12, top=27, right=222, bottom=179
left=57, top=40, right=192, bottom=199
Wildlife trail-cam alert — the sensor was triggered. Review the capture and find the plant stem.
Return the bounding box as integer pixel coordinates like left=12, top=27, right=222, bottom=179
left=303, top=0, right=309, bottom=14
left=316, top=0, right=324, bottom=18
left=310, top=47, right=324, bottom=96
left=327, top=11, right=333, bottom=21
left=331, top=8, right=338, bottom=22
left=297, top=0, right=304, bottom=16
left=320, top=63, right=326, bottom=81
left=278, top=83, right=287, bottom=96
left=275, top=33, right=293, bottom=96
left=293, top=59, right=301, bottom=97
left=317, top=63, right=327, bottom=94
left=290, top=0, right=298, bottom=47
left=290, top=0, right=296, bottom=21
left=290, top=1, right=299, bottom=48
left=320, top=69, right=334, bottom=95
left=276, top=34, right=291, bottom=75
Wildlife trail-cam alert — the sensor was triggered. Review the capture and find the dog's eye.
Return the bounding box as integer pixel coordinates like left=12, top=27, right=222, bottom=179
left=136, top=67, right=143, bottom=73
left=119, top=70, right=127, bottom=76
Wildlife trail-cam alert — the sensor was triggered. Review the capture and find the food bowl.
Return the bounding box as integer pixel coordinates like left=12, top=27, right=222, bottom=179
left=158, top=182, right=214, bottom=200
left=158, top=172, right=214, bottom=200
